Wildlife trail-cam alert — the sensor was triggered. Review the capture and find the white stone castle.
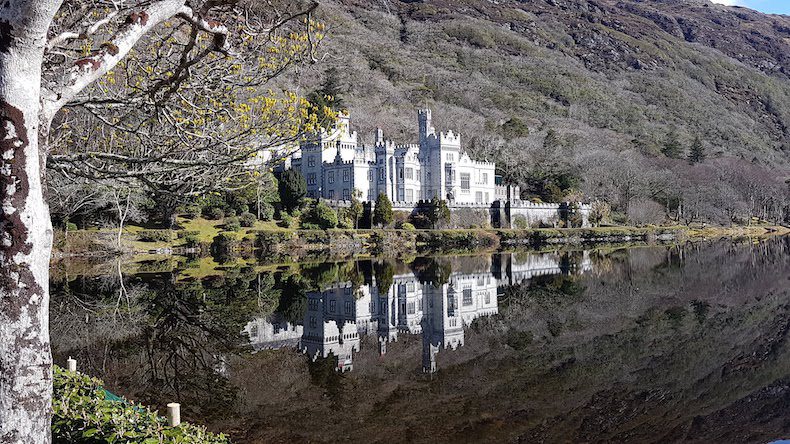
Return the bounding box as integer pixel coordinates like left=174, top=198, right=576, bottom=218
left=290, top=109, right=501, bottom=205
left=280, top=108, right=592, bottom=228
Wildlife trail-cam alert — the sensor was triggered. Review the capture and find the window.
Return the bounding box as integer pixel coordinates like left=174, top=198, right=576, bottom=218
left=476, top=191, right=483, bottom=203
left=461, top=173, right=471, bottom=191
left=405, top=189, right=413, bottom=202
left=407, top=302, right=416, bottom=314
left=328, top=171, right=335, bottom=184
left=399, top=168, right=403, bottom=179
left=397, top=189, right=404, bottom=201
left=308, top=156, right=315, bottom=167
left=485, top=192, right=489, bottom=203
left=308, top=299, right=319, bottom=311
left=328, top=190, right=335, bottom=199
left=249, top=325, right=258, bottom=338
left=344, top=301, right=352, bottom=315
left=343, top=170, right=350, bottom=182
left=307, top=173, right=316, bottom=185
left=446, top=153, right=454, bottom=162
left=378, top=170, right=385, bottom=183
left=368, top=190, right=374, bottom=201
left=407, top=283, right=415, bottom=292
left=329, top=300, right=336, bottom=313
left=485, top=293, right=491, bottom=304
left=368, top=170, right=373, bottom=181
left=343, top=189, right=350, bottom=200
left=309, top=316, right=316, bottom=328
left=463, top=288, right=473, bottom=306
left=405, top=168, right=413, bottom=180
left=481, top=172, right=488, bottom=184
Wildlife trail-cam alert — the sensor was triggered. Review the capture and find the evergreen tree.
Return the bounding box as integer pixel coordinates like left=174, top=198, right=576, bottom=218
left=373, top=193, right=394, bottom=227
left=278, top=169, right=307, bottom=211
left=308, top=67, right=345, bottom=112
left=427, top=196, right=451, bottom=229
left=661, top=129, right=683, bottom=158
left=688, top=136, right=706, bottom=164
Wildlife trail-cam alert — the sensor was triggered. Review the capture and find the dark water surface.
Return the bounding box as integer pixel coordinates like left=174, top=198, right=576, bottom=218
left=51, top=238, right=790, bottom=443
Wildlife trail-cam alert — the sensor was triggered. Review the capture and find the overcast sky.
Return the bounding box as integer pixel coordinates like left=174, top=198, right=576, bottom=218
left=711, top=0, right=790, bottom=15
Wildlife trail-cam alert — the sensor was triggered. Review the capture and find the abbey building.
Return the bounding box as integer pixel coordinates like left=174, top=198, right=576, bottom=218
left=290, top=109, right=501, bottom=205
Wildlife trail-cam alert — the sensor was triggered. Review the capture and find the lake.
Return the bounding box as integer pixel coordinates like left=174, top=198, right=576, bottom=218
left=50, top=237, right=790, bottom=443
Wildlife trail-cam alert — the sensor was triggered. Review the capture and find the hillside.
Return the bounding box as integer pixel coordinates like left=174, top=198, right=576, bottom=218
left=308, top=0, right=790, bottom=163
left=280, top=0, right=790, bottom=222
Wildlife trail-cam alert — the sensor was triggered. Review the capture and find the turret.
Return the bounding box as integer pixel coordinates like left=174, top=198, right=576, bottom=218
left=418, top=109, right=434, bottom=144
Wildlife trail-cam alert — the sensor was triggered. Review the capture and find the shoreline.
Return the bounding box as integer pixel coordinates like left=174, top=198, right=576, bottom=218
left=51, top=225, right=789, bottom=266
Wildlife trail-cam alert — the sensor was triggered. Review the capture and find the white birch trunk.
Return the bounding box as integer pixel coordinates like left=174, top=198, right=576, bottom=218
left=0, top=2, right=60, bottom=442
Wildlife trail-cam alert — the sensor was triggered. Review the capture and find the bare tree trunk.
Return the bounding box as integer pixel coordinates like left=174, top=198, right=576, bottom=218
left=0, top=3, right=58, bottom=441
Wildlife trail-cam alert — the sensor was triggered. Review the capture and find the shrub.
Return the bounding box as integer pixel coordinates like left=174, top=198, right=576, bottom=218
left=239, top=212, right=257, bottom=228
left=176, top=230, right=200, bottom=239
left=338, top=216, right=354, bottom=229
left=304, top=201, right=338, bottom=229
left=300, top=222, right=323, bottom=230
left=184, top=205, right=202, bottom=219
left=237, top=204, right=249, bottom=215
left=401, top=223, right=416, bottom=231
left=225, top=208, right=237, bottom=218
left=279, top=213, right=295, bottom=228
left=138, top=230, right=172, bottom=242
left=53, top=365, right=228, bottom=443
left=512, top=215, right=529, bottom=229
left=258, top=202, right=275, bottom=221
left=206, top=207, right=225, bottom=220
left=65, top=222, right=78, bottom=232
left=224, top=217, right=241, bottom=231
left=183, top=234, right=200, bottom=248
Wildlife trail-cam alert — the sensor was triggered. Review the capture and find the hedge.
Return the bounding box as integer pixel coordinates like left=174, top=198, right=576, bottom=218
left=53, top=365, right=228, bottom=443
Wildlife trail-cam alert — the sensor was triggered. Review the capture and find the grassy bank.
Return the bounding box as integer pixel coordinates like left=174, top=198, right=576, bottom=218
left=52, top=217, right=788, bottom=261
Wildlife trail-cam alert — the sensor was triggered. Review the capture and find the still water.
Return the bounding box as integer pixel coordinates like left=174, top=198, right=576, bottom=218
left=51, top=238, right=790, bottom=443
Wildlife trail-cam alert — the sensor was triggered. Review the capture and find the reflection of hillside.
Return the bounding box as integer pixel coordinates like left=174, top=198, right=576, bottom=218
left=245, top=251, right=592, bottom=373
left=232, top=239, right=790, bottom=444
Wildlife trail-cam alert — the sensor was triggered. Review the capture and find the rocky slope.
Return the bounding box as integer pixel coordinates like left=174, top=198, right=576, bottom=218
left=302, top=0, right=790, bottom=169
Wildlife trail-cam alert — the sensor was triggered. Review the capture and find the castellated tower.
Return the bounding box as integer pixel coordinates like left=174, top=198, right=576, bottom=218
left=418, top=109, right=435, bottom=144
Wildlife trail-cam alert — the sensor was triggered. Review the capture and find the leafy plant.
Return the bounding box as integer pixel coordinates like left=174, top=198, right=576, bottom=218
left=52, top=365, right=228, bottom=443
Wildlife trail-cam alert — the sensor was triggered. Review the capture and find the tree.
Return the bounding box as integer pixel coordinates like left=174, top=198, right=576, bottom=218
left=348, top=190, right=364, bottom=229
left=307, top=66, right=345, bottom=112
left=0, top=1, right=323, bottom=440
left=427, top=197, right=451, bottom=229
left=662, top=129, right=683, bottom=159
left=688, top=136, right=706, bottom=164
left=279, top=169, right=307, bottom=211
left=373, top=193, right=394, bottom=227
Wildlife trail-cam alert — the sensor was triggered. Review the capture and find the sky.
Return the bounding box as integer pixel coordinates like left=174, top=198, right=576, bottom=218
left=710, top=0, right=790, bottom=15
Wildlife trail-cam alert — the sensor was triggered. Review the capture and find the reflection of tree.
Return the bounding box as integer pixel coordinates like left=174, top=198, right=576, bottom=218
left=307, top=355, right=345, bottom=404
left=131, top=267, right=280, bottom=420
left=276, top=274, right=309, bottom=326
left=373, top=260, right=395, bottom=294
left=410, top=257, right=452, bottom=287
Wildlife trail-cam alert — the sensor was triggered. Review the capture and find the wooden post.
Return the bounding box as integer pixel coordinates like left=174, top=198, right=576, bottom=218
left=167, top=403, right=181, bottom=427
left=66, top=357, right=76, bottom=372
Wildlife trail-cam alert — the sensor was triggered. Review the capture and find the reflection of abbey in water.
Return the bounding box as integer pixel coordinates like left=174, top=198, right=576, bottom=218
left=244, top=252, right=592, bottom=373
